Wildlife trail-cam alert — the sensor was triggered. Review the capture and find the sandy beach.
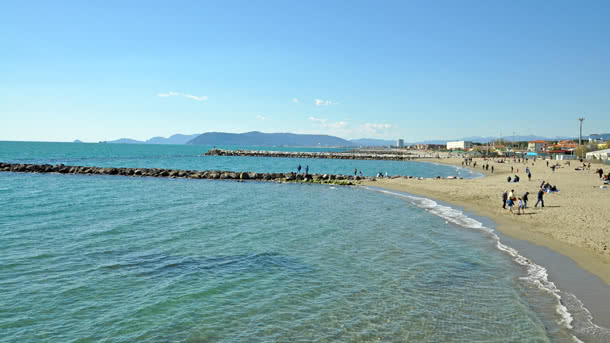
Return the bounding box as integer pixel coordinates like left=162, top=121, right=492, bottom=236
left=362, top=156, right=610, bottom=286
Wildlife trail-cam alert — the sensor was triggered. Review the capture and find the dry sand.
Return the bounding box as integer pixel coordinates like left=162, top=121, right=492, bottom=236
left=362, top=156, right=610, bottom=286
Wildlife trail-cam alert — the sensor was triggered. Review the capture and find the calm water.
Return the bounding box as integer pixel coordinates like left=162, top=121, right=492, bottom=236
left=0, top=141, right=478, bottom=178
left=0, top=142, right=601, bottom=342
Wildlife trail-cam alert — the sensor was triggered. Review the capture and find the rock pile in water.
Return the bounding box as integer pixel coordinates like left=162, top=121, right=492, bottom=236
left=0, top=162, right=373, bottom=185
left=204, top=149, right=416, bottom=161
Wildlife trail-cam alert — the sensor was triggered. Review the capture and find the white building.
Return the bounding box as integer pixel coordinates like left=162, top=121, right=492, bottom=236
left=446, top=141, right=472, bottom=150
left=586, top=148, right=610, bottom=161
left=527, top=140, right=547, bottom=152
left=397, top=139, right=404, bottom=148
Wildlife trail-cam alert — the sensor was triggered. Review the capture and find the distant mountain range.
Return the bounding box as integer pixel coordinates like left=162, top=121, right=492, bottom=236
left=349, top=138, right=396, bottom=146
left=92, top=132, right=586, bottom=147
left=100, top=134, right=200, bottom=145
left=409, top=135, right=575, bottom=145
left=187, top=131, right=355, bottom=146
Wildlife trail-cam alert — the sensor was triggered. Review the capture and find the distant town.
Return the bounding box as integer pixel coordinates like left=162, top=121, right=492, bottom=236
left=394, top=133, right=610, bottom=161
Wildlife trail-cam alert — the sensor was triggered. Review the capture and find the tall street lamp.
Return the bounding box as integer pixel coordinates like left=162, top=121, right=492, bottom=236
left=578, top=117, right=585, bottom=158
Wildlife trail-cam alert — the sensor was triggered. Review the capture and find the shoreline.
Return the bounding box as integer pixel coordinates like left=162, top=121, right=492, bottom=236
left=365, top=156, right=610, bottom=286
left=361, top=183, right=610, bottom=334
left=362, top=156, right=610, bottom=333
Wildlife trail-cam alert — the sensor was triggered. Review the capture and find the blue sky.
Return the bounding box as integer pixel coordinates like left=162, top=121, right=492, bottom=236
left=1, top=1, right=609, bottom=142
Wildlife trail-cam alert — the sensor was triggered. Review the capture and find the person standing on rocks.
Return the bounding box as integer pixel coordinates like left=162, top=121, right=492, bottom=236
left=297, top=164, right=302, bottom=174
left=305, top=165, right=309, bottom=176
left=354, top=168, right=358, bottom=176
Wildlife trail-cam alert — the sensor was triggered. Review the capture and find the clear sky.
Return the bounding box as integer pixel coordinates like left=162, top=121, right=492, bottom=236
left=1, top=1, right=609, bottom=142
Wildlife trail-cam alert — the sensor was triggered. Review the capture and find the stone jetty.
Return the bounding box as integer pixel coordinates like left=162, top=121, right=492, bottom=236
left=0, top=162, right=373, bottom=185
left=204, top=149, right=418, bottom=161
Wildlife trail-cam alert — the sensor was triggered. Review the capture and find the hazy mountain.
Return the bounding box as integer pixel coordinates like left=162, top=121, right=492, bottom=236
left=145, top=134, right=200, bottom=144
left=460, top=135, right=573, bottom=143
left=187, top=131, right=356, bottom=147
left=104, top=134, right=199, bottom=144
left=104, top=138, right=144, bottom=144
left=349, top=138, right=395, bottom=146
left=73, top=139, right=83, bottom=143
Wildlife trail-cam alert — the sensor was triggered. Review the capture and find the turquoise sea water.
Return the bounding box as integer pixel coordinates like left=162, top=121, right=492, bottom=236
left=0, top=141, right=477, bottom=178
left=0, top=142, right=603, bottom=342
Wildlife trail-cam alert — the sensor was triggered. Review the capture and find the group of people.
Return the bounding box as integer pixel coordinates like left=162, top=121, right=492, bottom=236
left=540, top=180, right=559, bottom=193
left=502, top=187, right=546, bottom=214
left=502, top=189, right=528, bottom=215
left=595, top=168, right=610, bottom=183
left=506, top=166, right=533, bottom=184
left=296, top=164, right=309, bottom=176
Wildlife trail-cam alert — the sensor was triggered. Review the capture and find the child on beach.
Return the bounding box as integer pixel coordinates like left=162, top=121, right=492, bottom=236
left=507, top=197, right=514, bottom=214
left=517, top=198, right=525, bottom=215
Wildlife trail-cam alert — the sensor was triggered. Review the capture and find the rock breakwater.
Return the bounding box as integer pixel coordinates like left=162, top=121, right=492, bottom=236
left=0, top=162, right=374, bottom=185
left=204, top=149, right=418, bottom=161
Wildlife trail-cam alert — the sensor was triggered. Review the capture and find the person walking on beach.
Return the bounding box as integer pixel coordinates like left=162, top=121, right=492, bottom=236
left=535, top=188, right=544, bottom=208
left=507, top=196, right=515, bottom=214
left=517, top=198, right=524, bottom=215
left=297, top=164, right=302, bottom=174
left=508, top=189, right=514, bottom=201
left=522, top=192, right=529, bottom=208
left=502, top=190, right=508, bottom=209
left=528, top=170, right=532, bottom=181
left=511, top=166, right=514, bottom=173
left=491, top=165, right=494, bottom=174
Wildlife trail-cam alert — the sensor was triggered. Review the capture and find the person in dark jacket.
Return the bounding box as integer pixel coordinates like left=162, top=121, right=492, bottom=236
left=502, top=190, right=508, bottom=209
left=535, top=189, right=544, bottom=207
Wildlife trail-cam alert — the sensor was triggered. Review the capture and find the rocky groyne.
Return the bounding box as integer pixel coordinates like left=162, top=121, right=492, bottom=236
left=204, top=149, right=418, bottom=161
left=0, top=162, right=373, bottom=185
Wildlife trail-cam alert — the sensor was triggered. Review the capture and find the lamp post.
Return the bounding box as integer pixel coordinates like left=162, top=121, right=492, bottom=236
left=578, top=117, right=585, bottom=158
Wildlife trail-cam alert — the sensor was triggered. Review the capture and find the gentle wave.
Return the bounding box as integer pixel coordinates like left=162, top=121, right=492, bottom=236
left=361, top=186, right=609, bottom=342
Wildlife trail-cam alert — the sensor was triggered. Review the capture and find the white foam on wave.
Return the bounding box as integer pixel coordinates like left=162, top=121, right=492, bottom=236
left=359, top=186, right=603, bottom=342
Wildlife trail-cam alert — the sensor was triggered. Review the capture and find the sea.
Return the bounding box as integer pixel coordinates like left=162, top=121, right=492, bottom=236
left=0, top=141, right=607, bottom=342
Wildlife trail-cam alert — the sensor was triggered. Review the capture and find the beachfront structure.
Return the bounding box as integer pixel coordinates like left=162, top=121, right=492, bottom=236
left=589, top=133, right=610, bottom=142
left=397, top=139, right=404, bottom=148
left=586, top=148, right=610, bottom=161
left=446, top=141, right=472, bottom=150
left=528, top=140, right=548, bottom=152
left=412, top=144, right=444, bottom=150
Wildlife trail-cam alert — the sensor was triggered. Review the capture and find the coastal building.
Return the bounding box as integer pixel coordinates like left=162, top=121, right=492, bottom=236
left=397, top=139, right=404, bottom=148
left=586, top=148, right=610, bottom=161
left=413, top=144, right=445, bottom=150
left=588, top=133, right=610, bottom=142
left=527, top=140, right=548, bottom=152
left=446, top=141, right=472, bottom=150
